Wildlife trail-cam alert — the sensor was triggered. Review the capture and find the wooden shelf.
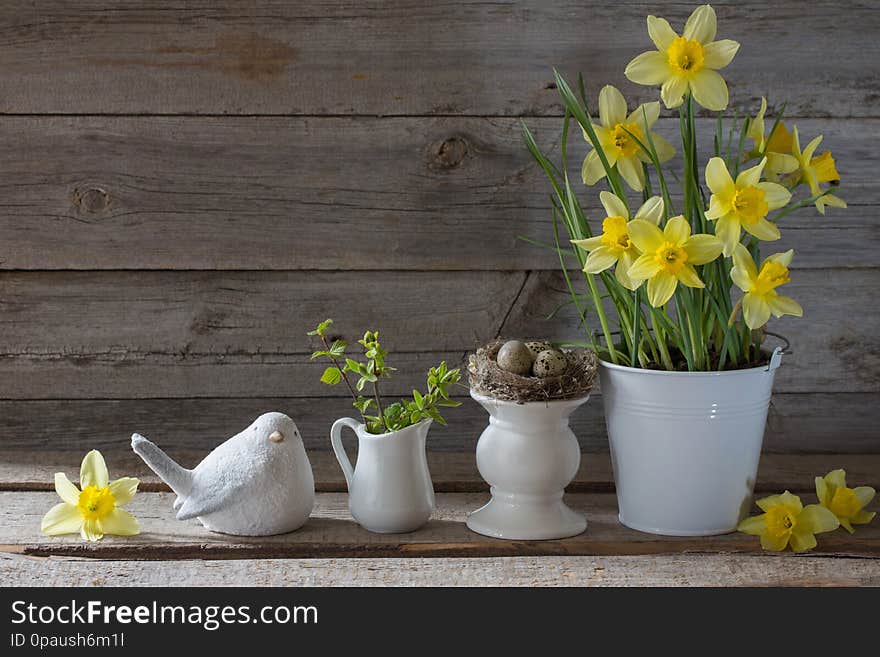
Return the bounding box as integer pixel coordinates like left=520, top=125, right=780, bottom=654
left=1, top=451, right=878, bottom=585
left=3, top=490, right=879, bottom=561
left=4, top=553, right=877, bottom=587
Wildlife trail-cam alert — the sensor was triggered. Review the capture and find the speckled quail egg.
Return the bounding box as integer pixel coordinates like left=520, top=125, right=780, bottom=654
left=525, top=340, right=553, bottom=359
left=496, top=340, right=534, bottom=375
left=532, top=349, right=568, bottom=378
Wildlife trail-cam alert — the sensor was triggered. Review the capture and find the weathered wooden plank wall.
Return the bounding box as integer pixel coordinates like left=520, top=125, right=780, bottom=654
left=0, top=1, right=877, bottom=455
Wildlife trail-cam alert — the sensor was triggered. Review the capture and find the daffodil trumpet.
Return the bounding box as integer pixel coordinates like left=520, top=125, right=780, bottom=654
left=521, top=4, right=847, bottom=372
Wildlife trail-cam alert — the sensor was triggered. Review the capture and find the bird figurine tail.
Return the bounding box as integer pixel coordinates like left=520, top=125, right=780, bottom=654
left=131, top=433, right=193, bottom=499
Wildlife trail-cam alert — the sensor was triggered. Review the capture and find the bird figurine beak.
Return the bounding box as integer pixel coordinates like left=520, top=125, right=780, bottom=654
left=268, top=430, right=284, bottom=443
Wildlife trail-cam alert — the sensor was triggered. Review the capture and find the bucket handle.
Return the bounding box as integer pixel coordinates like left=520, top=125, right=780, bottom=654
left=763, top=331, right=790, bottom=372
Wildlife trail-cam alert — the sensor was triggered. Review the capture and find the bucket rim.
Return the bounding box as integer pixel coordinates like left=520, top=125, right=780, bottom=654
left=599, top=346, right=783, bottom=377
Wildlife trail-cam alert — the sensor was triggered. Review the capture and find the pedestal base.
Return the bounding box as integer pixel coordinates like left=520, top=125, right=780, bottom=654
left=466, top=488, right=587, bottom=540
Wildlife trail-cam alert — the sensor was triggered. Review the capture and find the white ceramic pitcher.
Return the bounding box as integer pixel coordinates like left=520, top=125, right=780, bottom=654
left=330, top=417, right=435, bottom=533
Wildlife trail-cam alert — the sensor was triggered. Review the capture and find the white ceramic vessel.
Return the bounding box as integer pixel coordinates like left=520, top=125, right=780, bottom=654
left=330, top=417, right=435, bottom=533
left=601, top=347, right=783, bottom=536
left=467, top=391, right=589, bottom=540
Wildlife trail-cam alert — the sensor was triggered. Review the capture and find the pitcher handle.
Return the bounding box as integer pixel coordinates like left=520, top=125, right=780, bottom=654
left=330, top=417, right=360, bottom=490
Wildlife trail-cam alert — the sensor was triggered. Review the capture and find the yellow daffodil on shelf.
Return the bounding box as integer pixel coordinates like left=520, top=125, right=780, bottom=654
left=626, top=215, right=723, bottom=306
left=737, top=491, right=839, bottom=552
left=815, top=469, right=876, bottom=534
left=625, top=4, right=739, bottom=111
left=791, top=127, right=847, bottom=215
left=581, top=85, right=675, bottom=192
left=704, top=156, right=791, bottom=256
left=40, top=450, right=140, bottom=542
left=571, top=192, right=664, bottom=290
left=746, top=97, right=798, bottom=181
left=730, top=245, right=802, bottom=329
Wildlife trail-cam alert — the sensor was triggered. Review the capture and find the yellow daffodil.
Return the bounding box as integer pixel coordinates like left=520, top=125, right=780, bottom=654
left=791, top=127, right=847, bottom=215
left=730, top=245, right=802, bottom=329
left=737, top=491, right=839, bottom=552
left=581, top=85, right=675, bottom=192
left=746, top=97, right=770, bottom=153
left=746, top=97, right=798, bottom=181
left=572, top=192, right=665, bottom=290
left=41, top=450, right=140, bottom=542
left=815, top=469, right=876, bottom=534
left=704, top=156, right=791, bottom=256
left=625, top=4, right=740, bottom=111
left=627, top=215, right=723, bottom=306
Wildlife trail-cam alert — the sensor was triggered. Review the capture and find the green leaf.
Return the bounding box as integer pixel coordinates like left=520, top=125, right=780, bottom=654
left=307, top=319, right=334, bottom=337
left=310, top=350, right=330, bottom=360
left=356, top=373, right=377, bottom=392
left=344, top=358, right=366, bottom=375
left=320, top=366, right=342, bottom=385
left=329, top=340, right=347, bottom=358
left=354, top=396, right=376, bottom=413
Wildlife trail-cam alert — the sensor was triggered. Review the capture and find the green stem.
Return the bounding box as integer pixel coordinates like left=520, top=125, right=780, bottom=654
left=551, top=207, right=598, bottom=352
left=772, top=190, right=837, bottom=223
left=372, top=380, right=388, bottom=433
left=674, top=294, right=695, bottom=371
left=649, top=307, right=674, bottom=370
left=587, top=273, right=618, bottom=363
left=320, top=335, right=367, bottom=425
left=632, top=287, right=642, bottom=367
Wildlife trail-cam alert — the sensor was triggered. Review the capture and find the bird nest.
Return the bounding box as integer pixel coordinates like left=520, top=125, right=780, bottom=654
left=467, top=340, right=598, bottom=403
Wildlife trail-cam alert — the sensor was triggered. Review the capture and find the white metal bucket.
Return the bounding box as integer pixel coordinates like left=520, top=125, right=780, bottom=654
left=600, top=348, right=783, bottom=536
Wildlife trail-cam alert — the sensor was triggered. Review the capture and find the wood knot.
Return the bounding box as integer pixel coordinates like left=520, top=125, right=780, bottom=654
left=432, top=137, right=468, bottom=170
left=72, top=186, right=111, bottom=216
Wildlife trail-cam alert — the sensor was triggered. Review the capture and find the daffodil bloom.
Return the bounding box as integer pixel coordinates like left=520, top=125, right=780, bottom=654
left=581, top=85, right=675, bottom=192
left=730, top=245, right=802, bottom=329
left=746, top=97, right=798, bottom=181
left=737, top=491, right=839, bottom=552
left=625, top=4, right=740, bottom=111
left=627, top=215, right=723, bottom=306
left=815, top=469, right=875, bottom=534
left=41, top=450, right=140, bottom=542
left=572, top=192, right=665, bottom=290
left=704, top=156, right=791, bottom=256
left=791, top=127, right=847, bottom=215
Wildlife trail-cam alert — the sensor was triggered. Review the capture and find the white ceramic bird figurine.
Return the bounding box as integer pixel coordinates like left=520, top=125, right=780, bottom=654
left=131, top=412, right=315, bottom=536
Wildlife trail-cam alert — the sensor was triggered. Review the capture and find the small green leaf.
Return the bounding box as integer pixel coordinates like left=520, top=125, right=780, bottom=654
left=310, top=350, right=330, bottom=360
left=307, top=319, right=334, bottom=337
left=329, top=340, right=347, bottom=358
left=320, top=366, right=342, bottom=385
left=344, top=358, right=364, bottom=374
left=354, top=396, right=376, bottom=412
